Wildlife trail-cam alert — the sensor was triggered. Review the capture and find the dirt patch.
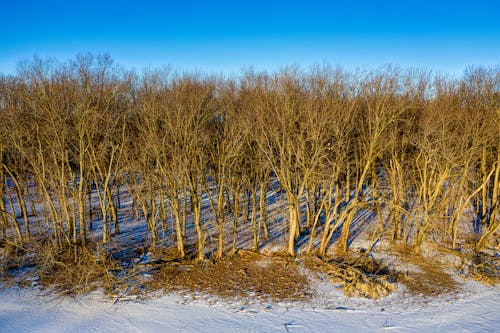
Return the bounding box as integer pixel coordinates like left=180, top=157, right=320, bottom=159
left=147, top=251, right=311, bottom=302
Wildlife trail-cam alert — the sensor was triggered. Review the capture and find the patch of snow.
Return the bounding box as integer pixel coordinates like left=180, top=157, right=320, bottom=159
left=0, top=283, right=498, bottom=333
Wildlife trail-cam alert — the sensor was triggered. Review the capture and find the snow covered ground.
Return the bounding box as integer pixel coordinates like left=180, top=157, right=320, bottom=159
left=1, top=283, right=499, bottom=333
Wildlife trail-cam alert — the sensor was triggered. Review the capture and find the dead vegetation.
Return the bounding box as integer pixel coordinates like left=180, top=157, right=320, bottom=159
left=36, top=241, right=122, bottom=295
left=1, top=236, right=495, bottom=301
left=460, top=253, right=500, bottom=285
left=395, top=251, right=460, bottom=297
left=146, top=251, right=311, bottom=302
left=0, top=241, right=33, bottom=287
left=0, top=239, right=122, bottom=295
left=305, top=253, right=402, bottom=299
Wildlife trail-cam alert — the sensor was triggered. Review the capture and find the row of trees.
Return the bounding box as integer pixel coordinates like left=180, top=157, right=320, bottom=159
left=0, top=54, right=498, bottom=260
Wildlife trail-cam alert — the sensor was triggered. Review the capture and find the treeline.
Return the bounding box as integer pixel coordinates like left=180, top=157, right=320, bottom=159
left=0, top=54, right=498, bottom=260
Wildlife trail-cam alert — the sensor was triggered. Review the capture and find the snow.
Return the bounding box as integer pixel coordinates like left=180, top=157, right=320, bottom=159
left=1, top=285, right=499, bottom=333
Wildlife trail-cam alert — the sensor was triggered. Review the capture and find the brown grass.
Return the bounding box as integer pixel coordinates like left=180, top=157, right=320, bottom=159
left=0, top=240, right=33, bottom=287
left=3, top=237, right=495, bottom=303
left=34, top=240, right=123, bottom=295
left=0, top=240, right=125, bottom=294
left=394, top=249, right=460, bottom=297
left=432, top=243, right=500, bottom=285
left=305, top=253, right=402, bottom=299
left=461, top=253, right=500, bottom=285
left=147, top=251, right=312, bottom=302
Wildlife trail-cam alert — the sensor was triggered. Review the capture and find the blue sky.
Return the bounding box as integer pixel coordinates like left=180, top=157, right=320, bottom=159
left=0, top=0, right=498, bottom=75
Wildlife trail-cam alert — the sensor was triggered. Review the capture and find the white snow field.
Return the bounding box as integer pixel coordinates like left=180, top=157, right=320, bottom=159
left=1, top=283, right=499, bottom=333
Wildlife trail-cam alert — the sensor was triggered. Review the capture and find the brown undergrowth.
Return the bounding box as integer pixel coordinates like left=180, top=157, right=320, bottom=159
left=0, top=240, right=33, bottom=287
left=464, top=254, right=500, bottom=285
left=393, top=245, right=499, bottom=295
left=146, top=250, right=312, bottom=302
left=0, top=238, right=122, bottom=295
left=36, top=241, right=123, bottom=295
left=452, top=250, right=500, bottom=286
left=402, top=258, right=458, bottom=296
left=305, top=253, right=403, bottom=299
left=3, top=239, right=495, bottom=302
left=390, top=246, right=460, bottom=297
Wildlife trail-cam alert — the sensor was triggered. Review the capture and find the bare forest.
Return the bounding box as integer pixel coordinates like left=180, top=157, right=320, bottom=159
left=0, top=54, right=499, bottom=299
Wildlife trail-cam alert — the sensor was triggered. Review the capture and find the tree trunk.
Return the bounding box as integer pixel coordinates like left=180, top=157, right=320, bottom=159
left=287, top=197, right=299, bottom=256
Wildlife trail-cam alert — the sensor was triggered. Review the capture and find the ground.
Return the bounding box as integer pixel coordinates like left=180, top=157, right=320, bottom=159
left=1, top=281, right=499, bottom=332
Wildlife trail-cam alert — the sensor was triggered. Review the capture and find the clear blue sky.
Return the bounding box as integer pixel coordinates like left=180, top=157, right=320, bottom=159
left=0, top=0, right=499, bottom=75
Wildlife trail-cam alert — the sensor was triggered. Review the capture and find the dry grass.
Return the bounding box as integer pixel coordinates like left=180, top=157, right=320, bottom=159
left=0, top=240, right=33, bottom=287
left=392, top=247, right=460, bottom=297
left=461, top=253, right=500, bottom=285
left=147, top=251, right=312, bottom=302
left=36, top=241, right=123, bottom=295
left=305, top=253, right=402, bottom=299
left=2, top=236, right=496, bottom=303
left=0, top=238, right=124, bottom=295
